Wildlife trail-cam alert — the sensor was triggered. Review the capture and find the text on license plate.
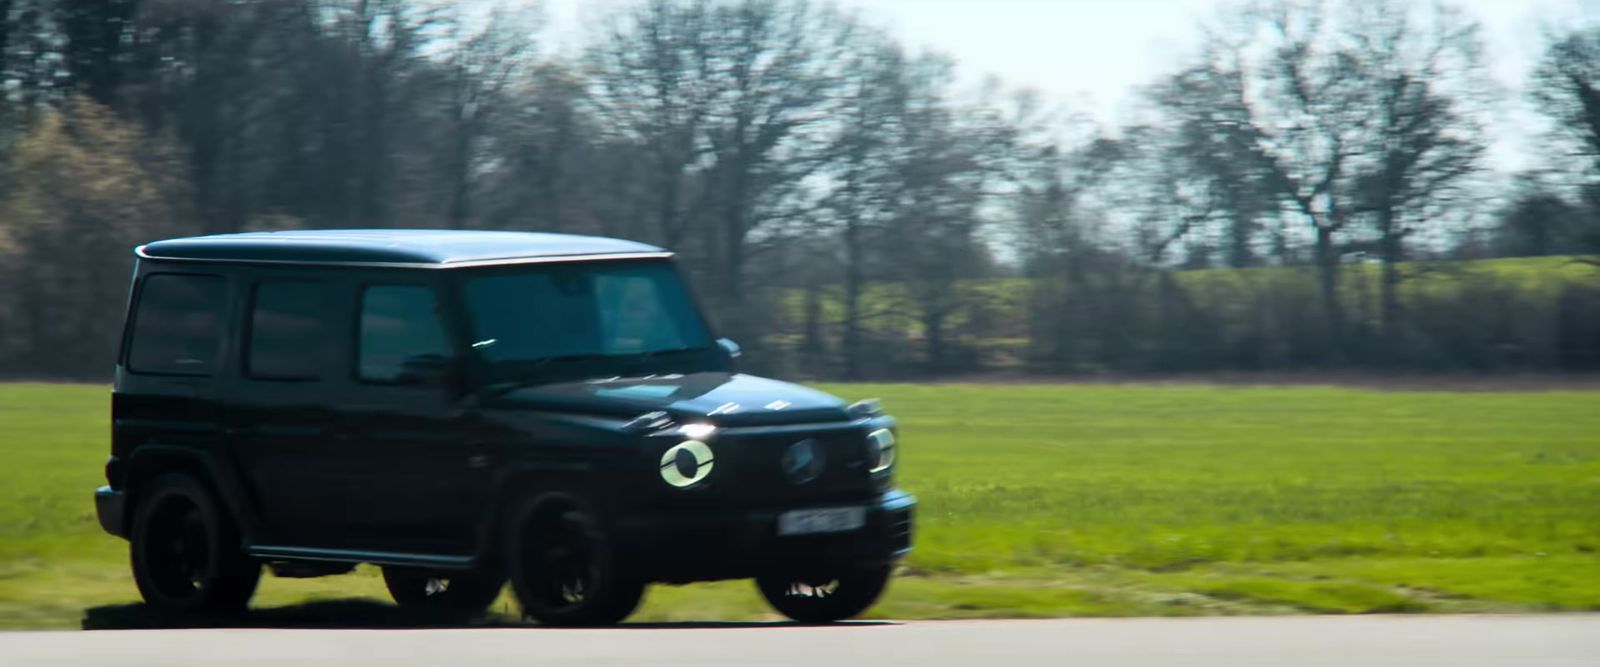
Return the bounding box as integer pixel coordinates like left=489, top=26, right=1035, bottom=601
left=777, top=507, right=866, bottom=536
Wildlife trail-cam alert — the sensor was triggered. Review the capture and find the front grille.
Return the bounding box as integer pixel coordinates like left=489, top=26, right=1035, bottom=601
left=717, top=431, right=875, bottom=506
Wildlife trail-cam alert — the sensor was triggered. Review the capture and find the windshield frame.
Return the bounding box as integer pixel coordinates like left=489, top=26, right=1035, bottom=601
left=445, top=256, right=726, bottom=388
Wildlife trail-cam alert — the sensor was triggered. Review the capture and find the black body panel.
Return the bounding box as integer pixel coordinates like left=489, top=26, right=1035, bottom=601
left=616, top=490, right=916, bottom=583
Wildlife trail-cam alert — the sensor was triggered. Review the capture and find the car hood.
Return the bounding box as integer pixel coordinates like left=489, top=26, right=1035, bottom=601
left=496, top=372, right=850, bottom=426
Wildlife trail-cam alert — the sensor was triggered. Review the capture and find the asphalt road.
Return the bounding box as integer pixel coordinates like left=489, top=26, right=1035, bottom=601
left=4, top=615, right=1597, bottom=667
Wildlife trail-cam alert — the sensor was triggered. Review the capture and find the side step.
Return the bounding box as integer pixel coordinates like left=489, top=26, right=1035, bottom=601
left=268, top=561, right=357, bottom=578
left=250, top=545, right=476, bottom=570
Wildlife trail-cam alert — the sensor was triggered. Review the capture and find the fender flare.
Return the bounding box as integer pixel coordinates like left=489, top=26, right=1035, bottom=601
left=124, top=445, right=263, bottom=549
left=472, top=461, right=602, bottom=564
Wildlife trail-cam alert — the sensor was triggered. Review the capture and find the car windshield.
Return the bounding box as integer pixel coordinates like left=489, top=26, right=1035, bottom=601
left=461, top=260, right=713, bottom=382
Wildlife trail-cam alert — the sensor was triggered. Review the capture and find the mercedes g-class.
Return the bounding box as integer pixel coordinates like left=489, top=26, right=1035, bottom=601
left=93, top=230, right=914, bottom=625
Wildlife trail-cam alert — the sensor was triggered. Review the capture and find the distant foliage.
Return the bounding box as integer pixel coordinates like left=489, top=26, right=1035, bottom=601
left=0, top=0, right=1596, bottom=379
left=0, top=97, right=192, bottom=376
left=763, top=257, right=1600, bottom=377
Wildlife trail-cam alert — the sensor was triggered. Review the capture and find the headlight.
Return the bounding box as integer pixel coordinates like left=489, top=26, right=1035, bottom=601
left=660, top=440, right=715, bottom=488
left=677, top=422, right=717, bottom=440
left=867, top=428, right=896, bottom=473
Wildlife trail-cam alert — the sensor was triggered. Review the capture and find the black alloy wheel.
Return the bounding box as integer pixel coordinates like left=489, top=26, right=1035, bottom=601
left=129, top=474, right=260, bottom=615
left=507, top=507, right=644, bottom=626
left=755, top=565, right=892, bottom=624
left=382, top=566, right=505, bottom=617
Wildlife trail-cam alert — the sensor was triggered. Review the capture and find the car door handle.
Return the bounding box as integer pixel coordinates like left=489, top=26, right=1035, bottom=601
left=467, top=455, right=490, bottom=469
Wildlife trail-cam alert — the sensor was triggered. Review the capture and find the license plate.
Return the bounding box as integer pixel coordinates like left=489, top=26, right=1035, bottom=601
left=777, top=507, right=866, bottom=536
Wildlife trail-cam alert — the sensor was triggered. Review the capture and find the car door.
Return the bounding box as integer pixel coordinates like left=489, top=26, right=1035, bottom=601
left=227, top=274, right=350, bottom=547
left=330, top=279, right=487, bottom=556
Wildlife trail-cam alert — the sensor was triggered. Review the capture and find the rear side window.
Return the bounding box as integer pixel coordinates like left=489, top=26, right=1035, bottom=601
left=247, top=281, right=328, bottom=380
left=359, top=285, right=452, bottom=385
left=126, top=274, right=226, bottom=376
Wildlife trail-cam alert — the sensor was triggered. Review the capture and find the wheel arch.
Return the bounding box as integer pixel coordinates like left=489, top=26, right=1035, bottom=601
left=124, top=445, right=260, bottom=548
left=475, top=462, right=605, bottom=566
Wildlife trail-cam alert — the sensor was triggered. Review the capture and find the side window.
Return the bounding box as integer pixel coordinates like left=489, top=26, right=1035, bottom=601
left=359, top=285, right=452, bottom=385
left=126, top=274, right=226, bottom=376
left=247, top=281, right=328, bottom=380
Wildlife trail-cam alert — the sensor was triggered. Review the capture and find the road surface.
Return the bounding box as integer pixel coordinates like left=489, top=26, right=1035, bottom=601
left=3, top=615, right=1597, bottom=667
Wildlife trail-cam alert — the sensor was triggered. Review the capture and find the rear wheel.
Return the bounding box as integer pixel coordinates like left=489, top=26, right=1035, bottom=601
left=129, top=473, right=260, bottom=615
left=756, top=565, right=891, bottom=624
left=507, top=506, right=644, bottom=626
left=382, top=567, right=504, bottom=616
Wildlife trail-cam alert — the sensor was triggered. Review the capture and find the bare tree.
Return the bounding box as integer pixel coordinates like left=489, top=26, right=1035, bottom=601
left=480, top=62, right=625, bottom=235
left=1152, top=0, right=1484, bottom=355
left=1141, top=81, right=1278, bottom=268
left=586, top=0, right=721, bottom=249
left=434, top=3, right=539, bottom=229
left=1101, top=123, right=1224, bottom=267
left=1342, top=0, right=1488, bottom=340
left=697, top=0, right=856, bottom=334
left=884, top=65, right=1014, bottom=372
left=1002, top=101, right=1125, bottom=371
left=55, top=0, right=141, bottom=105
left=820, top=36, right=910, bottom=378
left=319, top=0, right=447, bottom=226
left=588, top=0, right=857, bottom=342
left=1530, top=25, right=1600, bottom=249
left=1194, top=3, right=1369, bottom=350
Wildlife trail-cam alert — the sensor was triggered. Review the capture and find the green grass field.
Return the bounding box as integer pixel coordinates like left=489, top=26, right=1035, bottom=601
left=2, top=381, right=1598, bottom=629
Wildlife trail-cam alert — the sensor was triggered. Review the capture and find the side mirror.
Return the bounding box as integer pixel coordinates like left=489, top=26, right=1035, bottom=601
left=717, top=337, right=742, bottom=359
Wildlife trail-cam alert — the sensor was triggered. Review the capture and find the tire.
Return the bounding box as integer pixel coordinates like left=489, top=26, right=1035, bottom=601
left=129, top=473, right=260, bottom=615
left=382, top=566, right=504, bottom=616
left=756, top=565, right=892, bottom=624
left=506, top=506, right=644, bottom=626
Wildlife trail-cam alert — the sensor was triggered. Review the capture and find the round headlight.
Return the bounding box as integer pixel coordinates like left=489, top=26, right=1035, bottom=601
left=660, top=440, right=715, bottom=488
left=867, top=428, right=896, bottom=473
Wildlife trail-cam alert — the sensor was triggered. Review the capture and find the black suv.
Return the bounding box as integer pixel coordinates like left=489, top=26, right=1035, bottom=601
left=92, top=230, right=914, bottom=625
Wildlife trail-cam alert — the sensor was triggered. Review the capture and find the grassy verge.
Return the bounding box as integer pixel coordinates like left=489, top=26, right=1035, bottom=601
left=1, top=381, right=1597, bottom=629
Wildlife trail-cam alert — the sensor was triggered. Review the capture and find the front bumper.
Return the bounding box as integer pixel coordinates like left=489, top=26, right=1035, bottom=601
left=615, top=489, right=916, bottom=583
left=94, top=486, right=127, bottom=538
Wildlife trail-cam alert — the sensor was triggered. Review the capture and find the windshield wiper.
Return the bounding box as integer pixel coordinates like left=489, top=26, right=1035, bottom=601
left=530, top=352, right=621, bottom=367
left=620, top=346, right=711, bottom=375
left=637, top=346, right=710, bottom=360
left=478, top=348, right=709, bottom=400
left=477, top=354, right=621, bottom=399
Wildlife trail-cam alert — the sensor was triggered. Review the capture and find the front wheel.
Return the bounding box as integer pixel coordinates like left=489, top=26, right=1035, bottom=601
left=382, top=567, right=504, bottom=616
left=506, top=507, right=644, bottom=626
left=756, top=565, right=892, bottom=624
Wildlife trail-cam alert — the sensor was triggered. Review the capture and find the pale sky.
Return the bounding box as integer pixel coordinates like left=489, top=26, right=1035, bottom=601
left=537, top=0, right=1600, bottom=171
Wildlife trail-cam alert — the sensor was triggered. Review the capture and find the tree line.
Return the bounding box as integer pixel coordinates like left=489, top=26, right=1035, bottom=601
left=0, top=0, right=1597, bottom=380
